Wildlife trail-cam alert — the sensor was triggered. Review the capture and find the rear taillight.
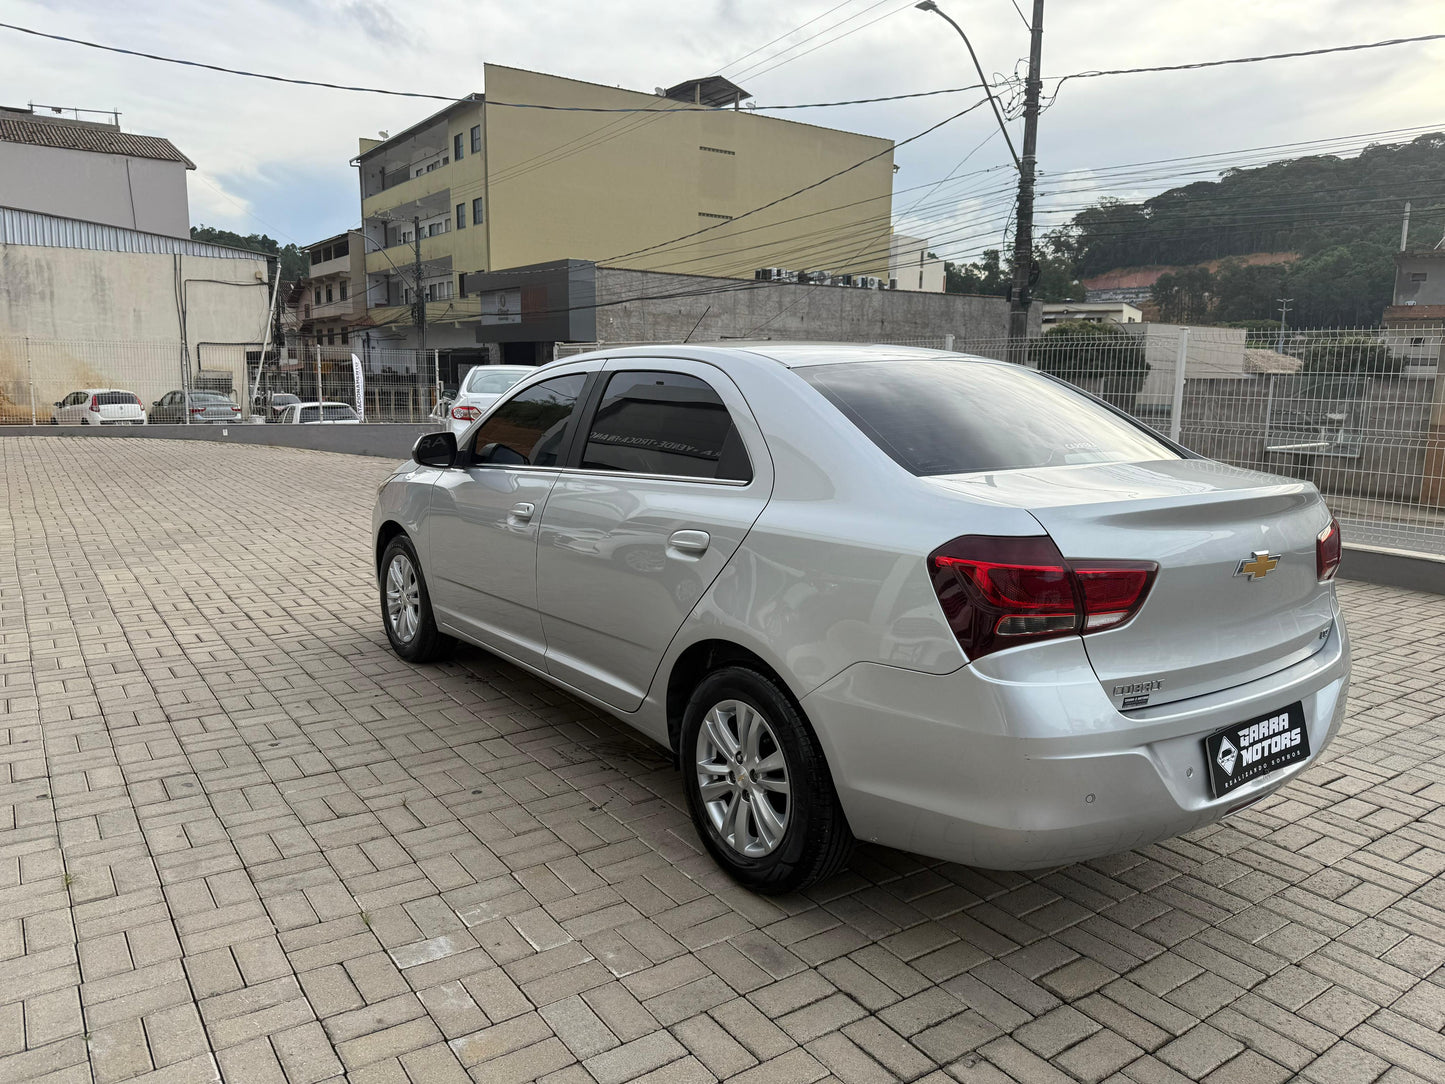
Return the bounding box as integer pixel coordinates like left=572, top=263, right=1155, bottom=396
left=190, top=406, right=206, bottom=414
left=132, top=394, right=143, bottom=407
left=88, top=397, right=100, bottom=412
left=928, top=535, right=1157, bottom=660
left=1317, top=516, right=1341, bottom=581
left=451, top=404, right=481, bottom=421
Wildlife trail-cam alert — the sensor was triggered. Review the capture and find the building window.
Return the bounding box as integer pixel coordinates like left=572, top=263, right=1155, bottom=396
left=1411, top=272, right=1428, bottom=283
left=456, top=203, right=466, bottom=230
left=339, top=281, right=348, bottom=300
left=698, top=212, right=733, bottom=220
left=472, top=197, right=484, bottom=224
left=470, top=124, right=481, bottom=154
left=314, top=288, right=322, bottom=304
left=454, top=133, right=464, bottom=160
left=325, top=286, right=334, bottom=303
left=699, top=145, right=736, bottom=156
left=332, top=237, right=348, bottom=258
left=415, top=168, right=423, bottom=177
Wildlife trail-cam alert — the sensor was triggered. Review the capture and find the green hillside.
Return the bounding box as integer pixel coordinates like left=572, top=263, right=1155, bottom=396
left=948, top=133, right=1445, bottom=326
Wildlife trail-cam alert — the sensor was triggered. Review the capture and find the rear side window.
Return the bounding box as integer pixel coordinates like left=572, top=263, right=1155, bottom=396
left=581, top=370, right=752, bottom=482
left=95, top=392, right=138, bottom=407
left=472, top=374, right=586, bottom=466
left=323, top=405, right=357, bottom=420
left=464, top=368, right=528, bottom=395
left=299, top=406, right=319, bottom=423
left=799, top=359, right=1178, bottom=476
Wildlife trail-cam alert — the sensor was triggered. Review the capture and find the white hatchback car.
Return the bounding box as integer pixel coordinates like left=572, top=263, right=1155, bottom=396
left=373, top=344, right=1349, bottom=893
left=447, top=365, right=535, bottom=436
left=52, top=389, right=147, bottom=425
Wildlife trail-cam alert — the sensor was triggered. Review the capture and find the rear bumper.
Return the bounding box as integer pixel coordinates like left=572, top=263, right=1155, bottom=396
left=801, top=610, right=1350, bottom=870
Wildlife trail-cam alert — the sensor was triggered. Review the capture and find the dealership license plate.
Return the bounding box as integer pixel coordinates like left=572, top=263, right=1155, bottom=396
left=1203, top=702, right=1310, bottom=798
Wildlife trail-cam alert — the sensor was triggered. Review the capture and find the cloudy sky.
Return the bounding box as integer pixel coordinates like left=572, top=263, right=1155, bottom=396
left=2, top=0, right=1440, bottom=262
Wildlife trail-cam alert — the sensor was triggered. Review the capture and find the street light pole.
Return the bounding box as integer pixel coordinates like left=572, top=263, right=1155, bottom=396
left=916, top=1, right=1043, bottom=355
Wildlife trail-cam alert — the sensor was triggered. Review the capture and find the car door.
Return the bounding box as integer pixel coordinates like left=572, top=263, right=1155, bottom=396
left=536, top=361, right=773, bottom=711
left=427, top=369, right=592, bottom=670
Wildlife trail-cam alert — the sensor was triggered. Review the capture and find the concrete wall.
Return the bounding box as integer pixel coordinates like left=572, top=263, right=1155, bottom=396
left=0, top=423, right=438, bottom=460
left=0, top=247, right=271, bottom=414
left=594, top=268, right=1032, bottom=344
left=1394, top=253, right=1445, bottom=306
left=0, top=142, right=190, bottom=237
left=482, top=65, right=896, bottom=281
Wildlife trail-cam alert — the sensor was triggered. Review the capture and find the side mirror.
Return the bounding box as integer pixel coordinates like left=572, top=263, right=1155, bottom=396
left=475, top=442, right=528, bottom=467
left=413, top=431, right=458, bottom=469
left=153, top=400, right=162, bottom=407
left=54, top=401, right=63, bottom=408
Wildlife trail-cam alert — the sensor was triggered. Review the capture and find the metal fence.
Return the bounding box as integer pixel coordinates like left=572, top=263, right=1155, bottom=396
left=0, top=338, right=448, bottom=424
left=7, top=326, right=1443, bottom=557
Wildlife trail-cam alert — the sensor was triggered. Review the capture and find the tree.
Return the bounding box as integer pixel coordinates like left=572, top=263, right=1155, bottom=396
left=1151, top=266, right=1213, bottom=323
left=191, top=225, right=307, bottom=283
left=1299, top=335, right=1401, bottom=377
left=1028, top=320, right=1150, bottom=410
left=944, top=249, right=1007, bottom=295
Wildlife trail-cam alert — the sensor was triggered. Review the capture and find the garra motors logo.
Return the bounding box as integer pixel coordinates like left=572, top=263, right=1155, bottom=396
left=1216, top=735, right=1238, bottom=776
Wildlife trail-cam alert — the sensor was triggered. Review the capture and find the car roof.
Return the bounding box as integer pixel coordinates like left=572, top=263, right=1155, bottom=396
left=78, top=388, right=137, bottom=393
left=548, top=342, right=996, bottom=370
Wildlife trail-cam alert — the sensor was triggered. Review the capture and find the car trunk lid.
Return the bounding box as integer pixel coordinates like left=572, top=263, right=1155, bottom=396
left=926, top=459, right=1336, bottom=708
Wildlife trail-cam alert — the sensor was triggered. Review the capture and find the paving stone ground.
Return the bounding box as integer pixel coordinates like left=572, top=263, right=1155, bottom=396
left=1, top=436, right=1443, bottom=1084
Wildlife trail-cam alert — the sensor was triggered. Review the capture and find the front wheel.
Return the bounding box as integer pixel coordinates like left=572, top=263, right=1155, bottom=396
left=379, top=535, right=451, bottom=663
left=681, top=667, right=853, bottom=894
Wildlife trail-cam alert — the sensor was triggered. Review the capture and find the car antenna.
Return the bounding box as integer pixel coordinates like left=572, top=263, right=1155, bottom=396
left=682, top=305, right=711, bottom=344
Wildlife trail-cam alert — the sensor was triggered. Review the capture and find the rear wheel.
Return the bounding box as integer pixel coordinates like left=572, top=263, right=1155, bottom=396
left=379, top=535, right=451, bottom=663
left=681, top=667, right=852, bottom=894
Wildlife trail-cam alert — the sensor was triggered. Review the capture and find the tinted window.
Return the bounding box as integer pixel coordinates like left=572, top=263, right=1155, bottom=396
left=464, top=368, right=529, bottom=395
left=324, top=405, right=357, bottom=420
left=581, top=371, right=751, bottom=482
left=298, top=406, right=319, bottom=423
left=800, top=360, right=1178, bottom=476
left=472, top=374, right=586, bottom=466
left=95, top=392, right=137, bottom=406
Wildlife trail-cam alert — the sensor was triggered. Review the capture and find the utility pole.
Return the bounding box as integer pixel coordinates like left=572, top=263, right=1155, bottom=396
left=1008, top=0, right=1045, bottom=353
left=1275, top=297, right=1294, bottom=354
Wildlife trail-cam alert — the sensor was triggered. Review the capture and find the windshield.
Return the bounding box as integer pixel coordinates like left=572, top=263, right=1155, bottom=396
left=465, top=368, right=529, bottom=395
left=799, top=359, right=1178, bottom=476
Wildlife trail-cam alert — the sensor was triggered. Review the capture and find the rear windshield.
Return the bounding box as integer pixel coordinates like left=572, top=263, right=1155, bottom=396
left=799, top=359, right=1178, bottom=476
left=95, top=392, right=139, bottom=406
left=465, top=368, right=529, bottom=395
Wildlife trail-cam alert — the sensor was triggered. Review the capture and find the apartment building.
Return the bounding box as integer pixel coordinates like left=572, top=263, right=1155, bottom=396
left=296, top=230, right=365, bottom=347
left=353, top=64, right=896, bottom=356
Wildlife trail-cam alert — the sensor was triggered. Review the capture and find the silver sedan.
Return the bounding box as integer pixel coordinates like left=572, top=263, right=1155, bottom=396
left=372, top=344, right=1350, bottom=893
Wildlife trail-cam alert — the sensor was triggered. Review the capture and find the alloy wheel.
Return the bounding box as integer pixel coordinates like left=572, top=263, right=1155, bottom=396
left=385, top=553, right=421, bottom=643
left=695, top=699, right=791, bottom=857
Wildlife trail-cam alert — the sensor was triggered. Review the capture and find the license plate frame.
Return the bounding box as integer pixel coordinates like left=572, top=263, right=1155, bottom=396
left=1202, top=702, right=1310, bottom=798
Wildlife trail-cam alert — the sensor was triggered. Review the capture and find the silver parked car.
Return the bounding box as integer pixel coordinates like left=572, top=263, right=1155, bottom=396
left=149, top=390, right=241, bottom=424
left=372, top=344, right=1350, bottom=893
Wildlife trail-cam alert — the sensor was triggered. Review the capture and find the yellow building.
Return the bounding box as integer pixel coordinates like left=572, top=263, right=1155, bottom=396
left=354, top=64, right=895, bottom=352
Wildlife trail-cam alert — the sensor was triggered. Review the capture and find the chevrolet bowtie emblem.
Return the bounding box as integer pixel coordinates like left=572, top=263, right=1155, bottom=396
left=1236, top=551, right=1280, bottom=580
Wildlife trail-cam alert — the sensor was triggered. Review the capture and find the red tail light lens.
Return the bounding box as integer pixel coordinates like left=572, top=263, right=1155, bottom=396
left=189, top=406, right=206, bottom=414
left=928, top=536, right=1157, bottom=660
left=132, top=394, right=143, bottom=407
left=1316, top=516, right=1341, bottom=581
left=451, top=404, right=481, bottom=422
left=88, top=397, right=100, bottom=412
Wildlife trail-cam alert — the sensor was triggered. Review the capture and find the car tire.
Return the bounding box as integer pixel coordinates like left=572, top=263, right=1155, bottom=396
left=681, top=666, right=853, bottom=894
left=379, top=535, right=451, bottom=663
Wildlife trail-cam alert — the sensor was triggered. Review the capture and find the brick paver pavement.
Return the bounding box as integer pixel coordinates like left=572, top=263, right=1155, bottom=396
left=1, top=436, right=1442, bottom=1084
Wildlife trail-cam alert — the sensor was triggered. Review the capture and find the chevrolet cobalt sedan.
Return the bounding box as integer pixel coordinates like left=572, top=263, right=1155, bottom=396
left=373, top=344, right=1349, bottom=893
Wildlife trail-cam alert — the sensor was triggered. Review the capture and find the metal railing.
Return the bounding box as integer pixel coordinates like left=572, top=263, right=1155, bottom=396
left=8, top=325, right=1443, bottom=558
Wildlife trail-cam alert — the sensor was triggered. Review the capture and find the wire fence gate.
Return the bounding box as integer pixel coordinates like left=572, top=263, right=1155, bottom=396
left=5, top=326, right=1443, bottom=556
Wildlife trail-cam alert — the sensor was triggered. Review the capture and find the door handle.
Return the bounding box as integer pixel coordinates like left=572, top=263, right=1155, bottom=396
left=509, top=502, right=535, bottom=522
left=668, top=530, right=710, bottom=555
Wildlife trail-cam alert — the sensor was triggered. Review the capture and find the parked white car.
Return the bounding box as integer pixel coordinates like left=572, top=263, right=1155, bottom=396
left=278, top=402, right=361, bottom=424
left=52, top=389, right=147, bottom=425
left=447, top=365, right=534, bottom=436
